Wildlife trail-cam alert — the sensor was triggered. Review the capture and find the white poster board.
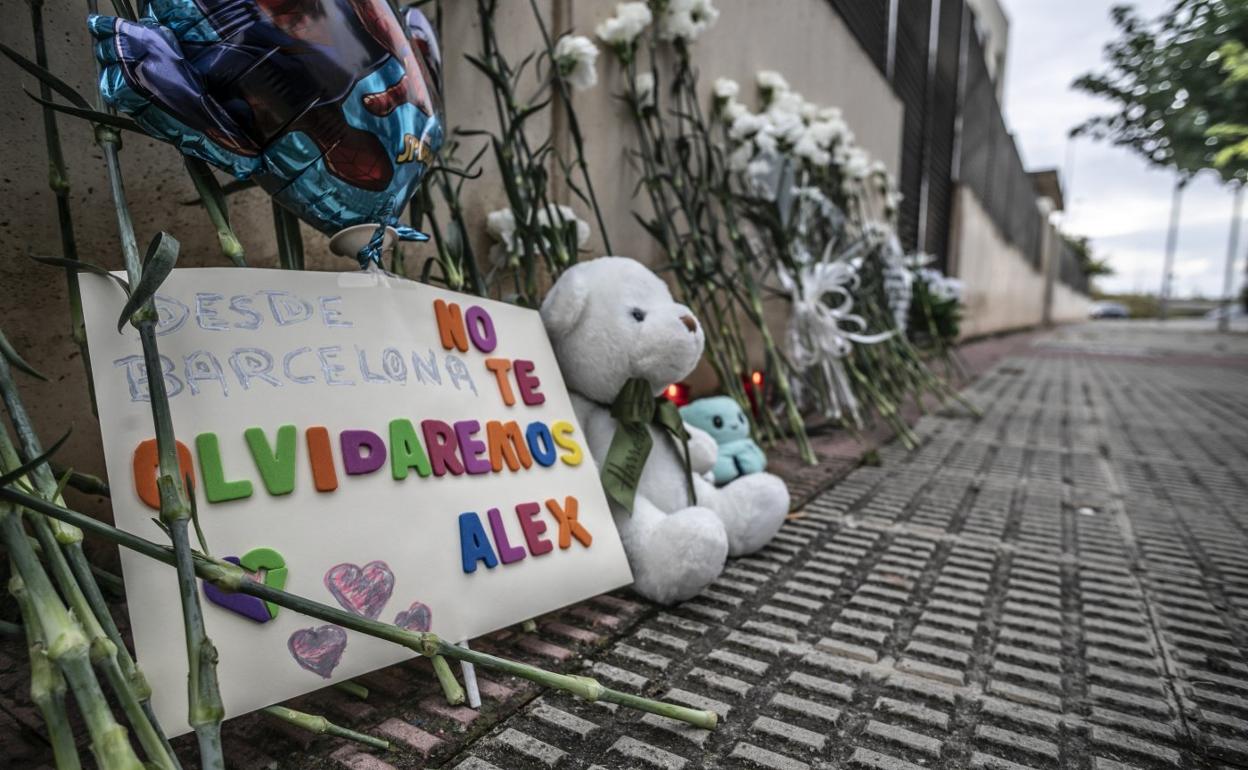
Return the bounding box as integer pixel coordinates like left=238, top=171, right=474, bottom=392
left=79, top=268, right=632, bottom=735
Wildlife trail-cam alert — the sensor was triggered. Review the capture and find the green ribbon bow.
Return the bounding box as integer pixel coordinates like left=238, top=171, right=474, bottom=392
left=601, top=377, right=697, bottom=513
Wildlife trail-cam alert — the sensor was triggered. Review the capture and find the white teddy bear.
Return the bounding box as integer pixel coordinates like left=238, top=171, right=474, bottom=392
left=541, top=257, right=791, bottom=604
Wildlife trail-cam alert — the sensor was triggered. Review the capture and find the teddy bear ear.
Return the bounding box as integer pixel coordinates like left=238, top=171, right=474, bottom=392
left=540, top=265, right=591, bottom=339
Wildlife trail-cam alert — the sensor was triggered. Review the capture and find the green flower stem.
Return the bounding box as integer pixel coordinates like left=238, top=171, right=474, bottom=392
left=27, top=0, right=97, bottom=416
left=94, top=113, right=225, bottom=767
left=272, top=201, right=305, bottom=271
left=430, top=654, right=466, bottom=705
left=0, top=353, right=178, bottom=767
left=332, top=681, right=370, bottom=700
left=2, top=488, right=721, bottom=731
left=10, top=572, right=81, bottom=770
left=427, top=148, right=487, bottom=296
left=622, top=62, right=744, bottom=412
left=526, top=0, right=613, bottom=255
left=737, top=268, right=815, bottom=462
left=475, top=0, right=571, bottom=302
left=0, top=433, right=176, bottom=769
left=262, top=706, right=390, bottom=751
left=84, top=552, right=126, bottom=598
left=184, top=159, right=245, bottom=267
left=49, top=464, right=111, bottom=497
left=0, top=504, right=142, bottom=769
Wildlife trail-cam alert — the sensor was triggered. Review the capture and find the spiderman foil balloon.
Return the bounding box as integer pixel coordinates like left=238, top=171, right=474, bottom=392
left=89, top=1, right=445, bottom=267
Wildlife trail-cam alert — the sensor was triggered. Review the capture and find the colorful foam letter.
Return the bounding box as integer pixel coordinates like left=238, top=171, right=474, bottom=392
left=195, top=432, right=253, bottom=503
left=305, top=426, right=339, bottom=492
left=389, top=419, right=432, bottom=480
left=132, top=438, right=195, bottom=510
left=340, top=430, right=387, bottom=475
left=244, top=424, right=297, bottom=495
left=459, top=512, right=499, bottom=573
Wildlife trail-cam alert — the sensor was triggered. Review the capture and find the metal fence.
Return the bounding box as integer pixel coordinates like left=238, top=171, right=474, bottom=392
left=920, top=0, right=963, bottom=263
left=1058, top=238, right=1090, bottom=294
left=890, top=0, right=931, bottom=254
left=827, top=0, right=1087, bottom=292
left=955, top=20, right=1044, bottom=271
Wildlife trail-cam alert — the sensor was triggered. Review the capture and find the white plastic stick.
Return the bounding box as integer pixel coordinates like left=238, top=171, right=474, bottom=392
left=458, top=639, right=481, bottom=709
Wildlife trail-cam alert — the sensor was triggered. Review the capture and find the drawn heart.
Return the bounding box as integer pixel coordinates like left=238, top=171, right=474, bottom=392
left=324, top=561, right=394, bottom=620
left=394, top=601, right=432, bottom=632
left=288, top=625, right=347, bottom=678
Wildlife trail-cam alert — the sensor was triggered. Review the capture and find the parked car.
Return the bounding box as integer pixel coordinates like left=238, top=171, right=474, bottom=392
left=1090, top=301, right=1130, bottom=319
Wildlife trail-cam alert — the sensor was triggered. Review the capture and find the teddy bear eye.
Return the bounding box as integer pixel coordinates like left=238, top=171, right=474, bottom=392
left=630, top=308, right=646, bottom=322
left=713, top=416, right=724, bottom=429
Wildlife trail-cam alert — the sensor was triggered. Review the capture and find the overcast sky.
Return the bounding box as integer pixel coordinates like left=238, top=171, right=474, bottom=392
left=998, top=0, right=1244, bottom=299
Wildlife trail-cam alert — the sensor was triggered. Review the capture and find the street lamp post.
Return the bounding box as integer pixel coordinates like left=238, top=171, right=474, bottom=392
left=1219, top=183, right=1244, bottom=333
left=1159, top=176, right=1187, bottom=321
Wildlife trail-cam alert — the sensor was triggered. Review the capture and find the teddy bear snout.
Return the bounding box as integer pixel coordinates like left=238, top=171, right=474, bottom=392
left=680, top=315, right=698, bottom=333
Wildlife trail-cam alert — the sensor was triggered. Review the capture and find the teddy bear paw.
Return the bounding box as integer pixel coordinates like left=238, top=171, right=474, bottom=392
left=717, top=472, right=791, bottom=557
left=630, top=506, right=729, bottom=605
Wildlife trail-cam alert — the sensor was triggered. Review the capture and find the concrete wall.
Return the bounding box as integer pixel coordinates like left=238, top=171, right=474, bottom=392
left=567, top=0, right=904, bottom=263
left=0, top=0, right=902, bottom=515
left=964, top=0, right=1010, bottom=101
left=948, top=185, right=1091, bottom=338
left=1051, top=281, right=1093, bottom=324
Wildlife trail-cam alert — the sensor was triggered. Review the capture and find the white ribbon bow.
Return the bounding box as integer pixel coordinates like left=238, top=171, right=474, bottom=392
left=781, top=257, right=894, bottom=424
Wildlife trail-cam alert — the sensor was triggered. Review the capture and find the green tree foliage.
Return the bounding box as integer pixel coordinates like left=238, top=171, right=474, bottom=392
left=1208, top=40, right=1248, bottom=168
left=1061, top=233, right=1115, bottom=277
left=1073, top=0, right=1248, bottom=183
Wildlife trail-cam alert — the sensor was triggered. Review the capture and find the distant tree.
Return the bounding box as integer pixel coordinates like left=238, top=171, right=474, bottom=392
left=1061, top=233, right=1115, bottom=278
left=1073, top=1, right=1248, bottom=318
left=1207, top=41, right=1248, bottom=169
left=1073, top=0, right=1248, bottom=184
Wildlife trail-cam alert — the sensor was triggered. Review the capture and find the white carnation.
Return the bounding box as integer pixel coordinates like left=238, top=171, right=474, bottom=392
left=837, top=145, right=871, bottom=180
left=713, top=77, right=739, bottom=101
left=729, top=111, right=765, bottom=140
left=753, top=125, right=779, bottom=154
left=553, top=35, right=599, bottom=91
left=806, top=118, right=847, bottom=148
left=766, top=89, right=806, bottom=119
left=536, top=204, right=591, bottom=249
left=846, top=151, right=871, bottom=180
left=635, top=71, right=656, bottom=108
left=485, top=208, right=517, bottom=252
left=658, top=0, right=719, bottom=42
left=919, top=268, right=964, bottom=303
left=722, top=99, right=749, bottom=123
left=596, top=1, right=652, bottom=47
left=793, top=129, right=831, bottom=166
left=756, top=70, right=790, bottom=94
left=765, top=106, right=805, bottom=144
left=815, top=106, right=842, bottom=122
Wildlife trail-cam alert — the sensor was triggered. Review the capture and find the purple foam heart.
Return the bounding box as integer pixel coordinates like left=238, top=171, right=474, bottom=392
left=203, top=556, right=270, bottom=623
left=394, top=601, right=432, bottom=632
left=324, top=561, right=395, bottom=620
left=288, top=625, right=348, bottom=678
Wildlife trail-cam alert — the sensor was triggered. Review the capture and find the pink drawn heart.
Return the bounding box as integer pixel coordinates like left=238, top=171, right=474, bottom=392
left=394, top=601, right=432, bottom=632
left=287, top=625, right=347, bottom=678
left=324, top=561, right=395, bottom=620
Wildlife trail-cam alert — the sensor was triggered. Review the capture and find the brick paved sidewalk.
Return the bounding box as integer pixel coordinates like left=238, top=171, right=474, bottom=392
left=444, top=323, right=1248, bottom=770
left=3, top=322, right=1246, bottom=769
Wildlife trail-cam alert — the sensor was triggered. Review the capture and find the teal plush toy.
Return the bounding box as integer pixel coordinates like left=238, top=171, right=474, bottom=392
left=680, top=396, right=768, bottom=485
